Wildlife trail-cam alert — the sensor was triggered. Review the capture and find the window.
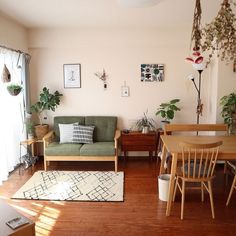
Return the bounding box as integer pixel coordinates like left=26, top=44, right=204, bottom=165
left=0, top=49, right=26, bottom=184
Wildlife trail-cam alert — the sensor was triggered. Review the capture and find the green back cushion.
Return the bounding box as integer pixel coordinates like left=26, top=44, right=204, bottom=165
left=54, top=116, right=85, bottom=140
left=85, top=116, right=117, bottom=142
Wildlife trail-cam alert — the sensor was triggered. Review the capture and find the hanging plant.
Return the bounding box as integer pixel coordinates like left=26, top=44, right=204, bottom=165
left=202, top=0, right=236, bottom=64
left=2, top=64, right=11, bottom=83
left=7, top=84, right=23, bottom=96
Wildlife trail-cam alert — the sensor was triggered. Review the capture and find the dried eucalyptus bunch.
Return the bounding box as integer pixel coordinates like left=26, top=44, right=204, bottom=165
left=190, top=0, right=202, bottom=51
left=202, top=0, right=236, bottom=64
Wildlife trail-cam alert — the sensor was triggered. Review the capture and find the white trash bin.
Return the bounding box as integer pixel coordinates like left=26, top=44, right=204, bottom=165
left=158, top=174, right=171, bottom=201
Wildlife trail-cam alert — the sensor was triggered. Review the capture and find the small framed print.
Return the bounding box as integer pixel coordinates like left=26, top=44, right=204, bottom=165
left=63, top=64, right=81, bottom=88
left=141, top=64, right=164, bottom=82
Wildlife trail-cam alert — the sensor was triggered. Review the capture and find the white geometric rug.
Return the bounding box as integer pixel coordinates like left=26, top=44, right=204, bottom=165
left=12, top=171, right=124, bottom=202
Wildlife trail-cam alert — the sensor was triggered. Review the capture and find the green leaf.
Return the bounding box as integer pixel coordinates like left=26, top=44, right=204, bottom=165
left=166, top=110, right=174, bottom=120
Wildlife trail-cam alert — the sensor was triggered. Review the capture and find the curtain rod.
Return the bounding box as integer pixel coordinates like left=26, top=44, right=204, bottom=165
left=0, top=44, right=30, bottom=57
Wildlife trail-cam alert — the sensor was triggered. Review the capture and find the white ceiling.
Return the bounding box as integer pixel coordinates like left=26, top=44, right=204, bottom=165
left=0, top=0, right=232, bottom=29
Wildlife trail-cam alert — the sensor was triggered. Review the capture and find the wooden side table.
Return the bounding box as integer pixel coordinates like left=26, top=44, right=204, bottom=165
left=0, top=200, right=35, bottom=236
left=20, top=138, right=43, bottom=170
left=121, top=131, right=158, bottom=158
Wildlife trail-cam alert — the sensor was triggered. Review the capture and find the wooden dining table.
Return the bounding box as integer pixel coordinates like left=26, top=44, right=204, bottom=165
left=159, top=135, right=236, bottom=216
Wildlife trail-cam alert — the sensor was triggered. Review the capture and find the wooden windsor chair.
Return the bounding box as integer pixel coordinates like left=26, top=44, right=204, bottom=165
left=173, top=141, right=223, bottom=220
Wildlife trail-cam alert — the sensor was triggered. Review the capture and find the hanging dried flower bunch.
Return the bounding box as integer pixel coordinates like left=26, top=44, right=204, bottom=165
left=186, top=0, right=204, bottom=68
left=202, top=0, right=236, bottom=64
left=94, top=69, right=108, bottom=89
left=190, top=0, right=202, bottom=51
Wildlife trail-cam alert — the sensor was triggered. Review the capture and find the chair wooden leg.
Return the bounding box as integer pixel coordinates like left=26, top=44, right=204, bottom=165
left=226, top=174, right=236, bottom=206
left=223, top=161, right=227, bottom=174
left=173, top=177, right=178, bottom=201
left=201, top=182, right=204, bottom=202
left=208, top=181, right=215, bottom=219
left=181, top=180, right=185, bottom=220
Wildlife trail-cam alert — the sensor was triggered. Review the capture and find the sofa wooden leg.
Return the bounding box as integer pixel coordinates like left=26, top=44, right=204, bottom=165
left=115, top=157, right=118, bottom=172
left=44, top=159, right=47, bottom=171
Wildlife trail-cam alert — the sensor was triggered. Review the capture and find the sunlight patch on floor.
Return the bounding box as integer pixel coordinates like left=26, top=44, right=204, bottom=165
left=34, top=203, right=61, bottom=236
left=10, top=203, right=38, bottom=216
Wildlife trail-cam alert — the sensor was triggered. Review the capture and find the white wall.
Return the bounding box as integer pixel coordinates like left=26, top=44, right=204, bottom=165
left=29, top=27, right=216, bottom=129
left=0, top=13, right=28, bottom=51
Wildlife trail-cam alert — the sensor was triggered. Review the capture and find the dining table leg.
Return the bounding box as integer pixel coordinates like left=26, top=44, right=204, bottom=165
left=166, top=152, right=177, bottom=216
left=160, top=144, right=167, bottom=174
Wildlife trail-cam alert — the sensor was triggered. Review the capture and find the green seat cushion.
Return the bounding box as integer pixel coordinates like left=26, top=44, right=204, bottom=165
left=85, top=116, right=117, bottom=142
left=45, top=142, right=82, bottom=156
left=79, top=142, right=115, bottom=156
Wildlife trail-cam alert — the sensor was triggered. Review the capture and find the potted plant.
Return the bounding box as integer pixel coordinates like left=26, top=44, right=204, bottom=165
left=135, top=111, right=156, bottom=133
left=220, top=92, right=236, bottom=134
left=25, top=120, right=35, bottom=139
left=31, top=87, right=63, bottom=139
left=7, top=84, right=23, bottom=96
left=155, top=99, right=181, bottom=128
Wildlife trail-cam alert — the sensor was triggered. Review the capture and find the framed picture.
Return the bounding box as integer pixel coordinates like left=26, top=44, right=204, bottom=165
left=63, top=64, right=81, bottom=88
left=141, top=64, right=164, bottom=82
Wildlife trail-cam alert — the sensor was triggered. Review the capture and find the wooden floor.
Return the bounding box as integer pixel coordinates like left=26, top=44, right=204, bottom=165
left=0, top=157, right=236, bottom=236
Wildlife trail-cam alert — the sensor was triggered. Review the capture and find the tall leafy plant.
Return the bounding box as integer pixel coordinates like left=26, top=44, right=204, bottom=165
left=156, top=99, right=181, bottom=122
left=220, top=92, right=236, bottom=125
left=31, top=87, right=63, bottom=125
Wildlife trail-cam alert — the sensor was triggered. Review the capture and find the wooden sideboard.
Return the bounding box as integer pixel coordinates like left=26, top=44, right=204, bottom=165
left=121, top=131, right=158, bottom=158
left=0, top=200, right=35, bottom=236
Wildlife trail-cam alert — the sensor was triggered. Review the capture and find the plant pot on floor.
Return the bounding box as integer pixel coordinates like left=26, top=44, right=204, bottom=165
left=34, top=124, right=49, bottom=139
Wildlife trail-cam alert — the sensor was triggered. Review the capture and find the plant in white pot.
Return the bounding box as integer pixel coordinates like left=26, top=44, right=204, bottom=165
left=25, top=120, right=35, bottom=139
left=31, top=87, right=63, bottom=139
left=155, top=99, right=181, bottom=129
left=135, top=111, right=156, bottom=133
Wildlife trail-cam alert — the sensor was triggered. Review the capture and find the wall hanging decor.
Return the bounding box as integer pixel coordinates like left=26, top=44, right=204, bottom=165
left=141, top=64, right=164, bottom=82
left=63, top=64, right=81, bottom=88
left=121, top=81, right=130, bottom=97
left=94, top=69, right=108, bottom=89
left=2, top=64, right=11, bottom=83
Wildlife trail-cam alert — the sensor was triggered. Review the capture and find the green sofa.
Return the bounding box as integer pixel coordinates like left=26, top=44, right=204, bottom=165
left=43, top=116, right=120, bottom=172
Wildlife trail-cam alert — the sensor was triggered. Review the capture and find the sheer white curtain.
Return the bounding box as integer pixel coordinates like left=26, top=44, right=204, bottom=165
left=0, top=50, right=25, bottom=185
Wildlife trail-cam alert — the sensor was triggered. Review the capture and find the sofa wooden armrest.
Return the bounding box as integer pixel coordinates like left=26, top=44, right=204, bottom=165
left=43, top=130, right=55, bottom=148
left=114, top=129, right=121, bottom=149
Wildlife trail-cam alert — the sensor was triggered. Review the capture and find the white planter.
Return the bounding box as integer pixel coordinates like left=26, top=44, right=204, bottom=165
left=142, top=126, right=149, bottom=134
left=160, top=120, right=170, bottom=130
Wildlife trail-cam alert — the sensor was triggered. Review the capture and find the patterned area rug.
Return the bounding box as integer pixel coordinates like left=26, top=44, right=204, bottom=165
left=13, top=171, right=124, bottom=202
